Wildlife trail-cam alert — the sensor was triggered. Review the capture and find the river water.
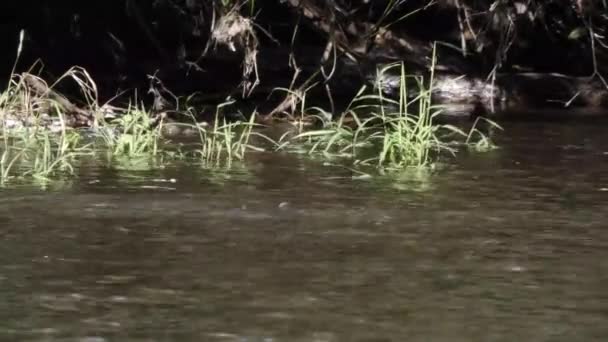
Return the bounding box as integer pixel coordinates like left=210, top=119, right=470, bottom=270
left=1, top=120, right=608, bottom=341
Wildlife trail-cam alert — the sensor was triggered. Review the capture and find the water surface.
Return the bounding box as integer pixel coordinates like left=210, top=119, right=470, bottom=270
left=1, top=120, right=608, bottom=341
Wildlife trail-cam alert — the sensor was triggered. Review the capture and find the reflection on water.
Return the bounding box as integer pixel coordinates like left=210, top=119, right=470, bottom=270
left=1, top=121, right=608, bottom=341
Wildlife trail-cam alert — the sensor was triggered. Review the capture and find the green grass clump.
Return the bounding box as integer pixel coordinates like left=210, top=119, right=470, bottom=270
left=94, top=98, right=269, bottom=170
left=0, top=144, right=21, bottom=185
left=93, top=104, right=169, bottom=171
left=464, top=116, right=501, bottom=152
left=22, top=130, right=82, bottom=180
left=0, top=30, right=498, bottom=187
left=367, top=60, right=455, bottom=169
left=0, top=121, right=90, bottom=186
left=279, top=45, right=499, bottom=171
left=187, top=103, right=266, bottom=168
left=0, top=31, right=98, bottom=185
left=278, top=67, right=454, bottom=169
left=277, top=112, right=367, bottom=159
left=97, top=105, right=161, bottom=157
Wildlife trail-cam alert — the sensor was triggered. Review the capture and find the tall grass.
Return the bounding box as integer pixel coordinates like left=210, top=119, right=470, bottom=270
left=23, top=129, right=79, bottom=180
left=368, top=57, right=456, bottom=169
left=278, top=45, right=497, bottom=171
left=0, top=123, right=86, bottom=184
left=0, top=31, right=87, bottom=184
left=278, top=62, right=449, bottom=169
left=97, top=104, right=161, bottom=157
left=0, top=145, right=21, bottom=185
left=186, top=102, right=267, bottom=168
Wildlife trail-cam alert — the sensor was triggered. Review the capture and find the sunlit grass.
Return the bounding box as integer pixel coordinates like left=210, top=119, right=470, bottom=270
left=96, top=104, right=161, bottom=157
left=0, top=30, right=500, bottom=187
left=277, top=45, right=499, bottom=171
left=279, top=114, right=366, bottom=158
left=0, top=121, right=90, bottom=185
left=186, top=102, right=270, bottom=168
left=366, top=59, right=456, bottom=169
left=0, top=31, right=97, bottom=185
left=465, top=116, right=502, bottom=152
left=0, top=146, right=21, bottom=185
left=277, top=66, right=453, bottom=169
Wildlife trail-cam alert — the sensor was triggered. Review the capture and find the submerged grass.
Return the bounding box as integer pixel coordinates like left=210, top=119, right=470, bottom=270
left=94, top=101, right=268, bottom=170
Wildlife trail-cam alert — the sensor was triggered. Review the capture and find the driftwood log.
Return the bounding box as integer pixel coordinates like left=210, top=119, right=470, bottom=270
left=375, top=71, right=608, bottom=117
left=268, top=0, right=608, bottom=118
left=22, top=73, right=93, bottom=126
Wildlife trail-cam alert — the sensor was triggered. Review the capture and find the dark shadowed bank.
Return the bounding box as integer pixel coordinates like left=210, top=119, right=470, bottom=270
left=1, top=0, right=607, bottom=121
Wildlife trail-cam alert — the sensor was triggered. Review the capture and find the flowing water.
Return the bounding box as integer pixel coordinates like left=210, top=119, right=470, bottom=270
left=1, top=120, right=608, bottom=341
